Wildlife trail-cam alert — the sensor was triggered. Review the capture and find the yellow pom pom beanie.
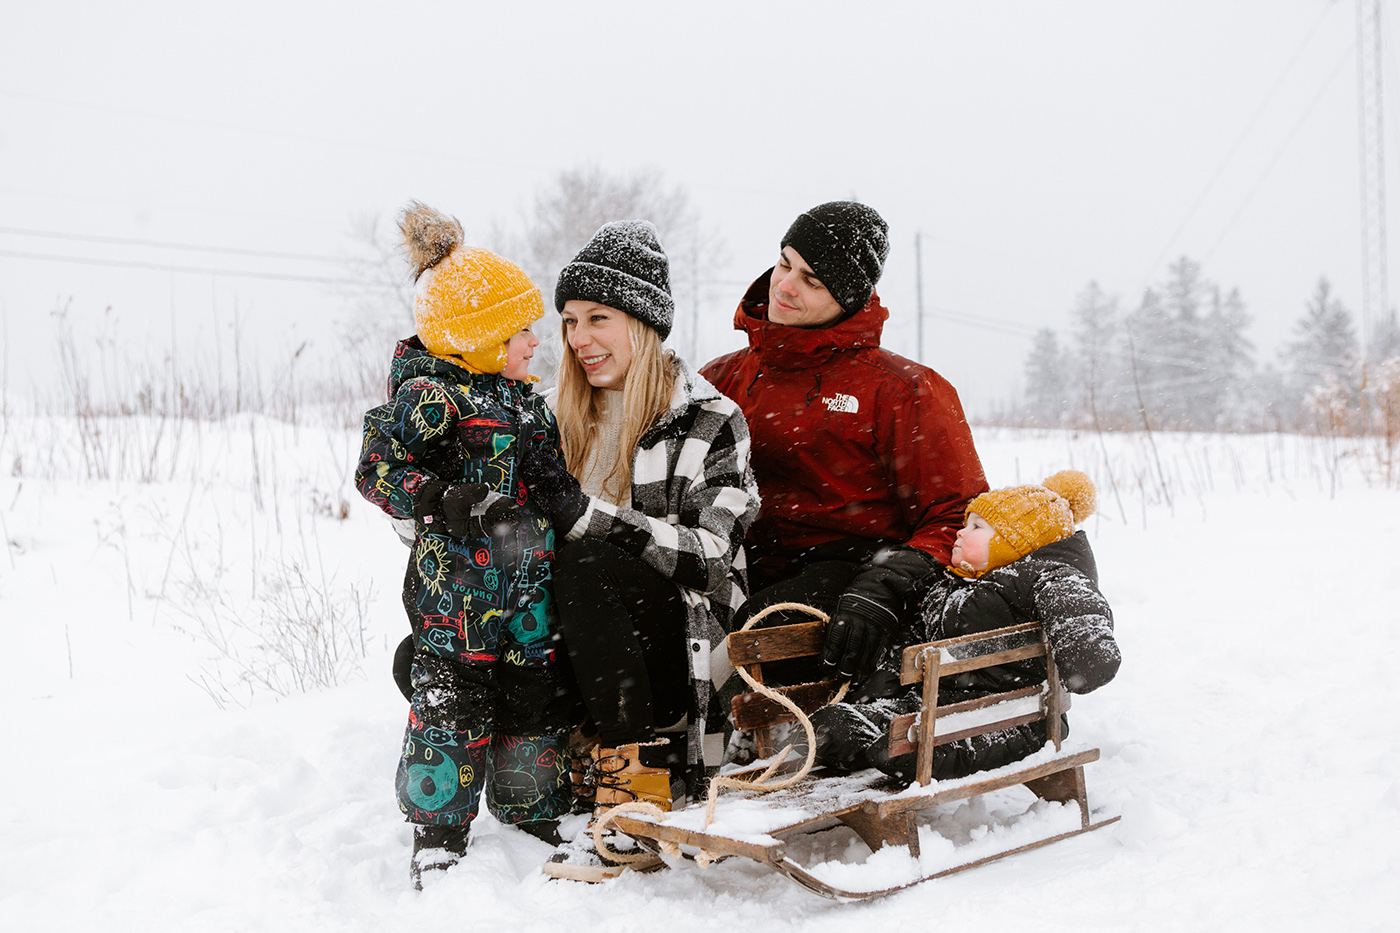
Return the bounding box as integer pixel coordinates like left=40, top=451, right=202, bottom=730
left=398, top=201, right=543, bottom=374
left=956, top=470, right=1097, bottom=577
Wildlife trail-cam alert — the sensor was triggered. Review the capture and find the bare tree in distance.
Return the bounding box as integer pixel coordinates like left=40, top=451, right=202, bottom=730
left=334, top=211, right=419, bottom=407
left=491, top=165, right=728, bottom=383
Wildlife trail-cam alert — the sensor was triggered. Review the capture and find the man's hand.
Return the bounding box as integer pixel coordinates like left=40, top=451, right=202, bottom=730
left=820, top=593, right=899, bottom=683
left=819, top=545, right=938, bottom=684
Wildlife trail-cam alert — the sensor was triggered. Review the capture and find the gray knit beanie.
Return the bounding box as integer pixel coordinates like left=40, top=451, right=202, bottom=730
left=553, top=220, right=675, bottom=339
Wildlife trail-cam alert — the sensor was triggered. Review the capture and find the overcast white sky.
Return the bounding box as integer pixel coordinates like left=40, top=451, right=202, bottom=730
left=1, top=0, right=1392, bottom=413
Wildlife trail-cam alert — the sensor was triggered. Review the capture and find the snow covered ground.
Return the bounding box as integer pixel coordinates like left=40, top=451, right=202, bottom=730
left=2, top=418, right=1397, bottom=930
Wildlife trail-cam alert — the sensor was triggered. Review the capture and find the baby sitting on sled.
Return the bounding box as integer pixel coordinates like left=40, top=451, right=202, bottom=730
left=809, top=469, right=1122, bottom=783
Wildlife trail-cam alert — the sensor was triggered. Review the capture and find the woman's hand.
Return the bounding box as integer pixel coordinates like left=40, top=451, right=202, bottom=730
left=520, top=447, right=589, bottom=531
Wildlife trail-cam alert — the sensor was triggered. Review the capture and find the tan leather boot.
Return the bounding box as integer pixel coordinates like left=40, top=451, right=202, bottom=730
left=592, top=742, right=672, bottom=812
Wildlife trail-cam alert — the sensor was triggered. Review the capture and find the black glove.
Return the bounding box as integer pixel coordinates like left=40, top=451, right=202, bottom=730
left=520, top=447, right=589, bottom=531
left=820, top=545, right=938, bottom=684
left=820, top=593, right=900, bottom=683
left=810, top=703, right=882, bottom=771
left=413, top=480, right=521, bottom=539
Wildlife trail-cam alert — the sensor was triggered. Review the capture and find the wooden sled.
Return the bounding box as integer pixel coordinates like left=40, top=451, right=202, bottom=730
left=609, top=617, right=1120, bottom=900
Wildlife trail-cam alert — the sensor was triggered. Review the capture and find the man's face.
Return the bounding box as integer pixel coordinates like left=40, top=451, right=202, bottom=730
left=768, top=246, right=845, bottom=328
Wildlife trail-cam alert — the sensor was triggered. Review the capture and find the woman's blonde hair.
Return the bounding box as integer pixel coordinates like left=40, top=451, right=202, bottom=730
left=555, top=314, right=677, bottom=501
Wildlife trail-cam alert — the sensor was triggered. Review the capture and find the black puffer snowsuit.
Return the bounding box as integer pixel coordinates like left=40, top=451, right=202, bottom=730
left=356, top=337, right=572, bottom=828
left=811, top=531, right=1120, bottom=784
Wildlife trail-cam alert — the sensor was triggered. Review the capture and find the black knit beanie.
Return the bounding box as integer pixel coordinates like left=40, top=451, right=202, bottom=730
left=780, top=201, right=890, bottom=314
left=553, top=220, right=675, bottom=339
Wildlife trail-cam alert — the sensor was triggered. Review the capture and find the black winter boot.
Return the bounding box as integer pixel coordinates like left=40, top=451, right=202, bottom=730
left=410, top=823, right=469, bottom=890
left=515, top=819, right=563, bottom=846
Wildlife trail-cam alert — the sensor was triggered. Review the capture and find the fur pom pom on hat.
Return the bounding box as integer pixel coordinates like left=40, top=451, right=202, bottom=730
left=964, top=469, right=1097, bottom=575
left=780, top=201, right=890, bottom=315
left=554, top=220, right=675, bottom=339
left=399, top=201, right=544, bottom=374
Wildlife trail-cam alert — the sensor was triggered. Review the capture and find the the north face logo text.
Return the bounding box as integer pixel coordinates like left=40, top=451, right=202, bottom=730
left=822, top=393, right=859, bottom=414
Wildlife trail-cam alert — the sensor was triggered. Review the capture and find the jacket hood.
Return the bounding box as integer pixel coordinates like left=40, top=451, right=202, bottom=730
left=1022, top=530, right=1098, bottom=585
left=732, top=269, right=888, bottom=369
left=386, top=336, right=498, bottom=397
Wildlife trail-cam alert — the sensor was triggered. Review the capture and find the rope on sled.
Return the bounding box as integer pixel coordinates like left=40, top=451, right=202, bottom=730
left=591, top=800, right=680, bottom=863
left=700, top=602, right=848, bottom=835
left=592, top=601, right=847, bottom=870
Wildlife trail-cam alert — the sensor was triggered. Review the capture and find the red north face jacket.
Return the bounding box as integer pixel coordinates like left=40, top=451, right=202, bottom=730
left=701, top=272, right=987, bottom=573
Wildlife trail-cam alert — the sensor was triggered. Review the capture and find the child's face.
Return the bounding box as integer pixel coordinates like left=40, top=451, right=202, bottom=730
left=500, top=325, right=539, bottom=381
left=951, top=512, right=994, bottom=572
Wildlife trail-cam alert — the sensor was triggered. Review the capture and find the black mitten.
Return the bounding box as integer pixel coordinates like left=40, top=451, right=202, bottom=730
left=414, top=481, right=520, bottom=538
left=810, top=704, right=882, bottom=771
left=520, top=446, right=589, bottom=531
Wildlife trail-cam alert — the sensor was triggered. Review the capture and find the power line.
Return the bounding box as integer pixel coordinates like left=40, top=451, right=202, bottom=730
left=1201, top=40, right=1355, bottom=266
left=0, top=225, right=347, bottom=264
left=922, top=306, right=1042, bottom=338
left=0, top=88, right=557, bottom=175
left=1137, top=3, right=1340, bottom=289
left=0, top=248, right=399, bottom=288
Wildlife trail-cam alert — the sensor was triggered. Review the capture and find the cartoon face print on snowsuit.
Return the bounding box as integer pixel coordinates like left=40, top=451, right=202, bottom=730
left=356, top=337, right=572, bottom=827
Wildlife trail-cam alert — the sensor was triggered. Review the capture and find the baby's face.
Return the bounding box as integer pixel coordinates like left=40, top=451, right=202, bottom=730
left=500, top=325, right=539, bottom=381
left=951, top=512, right=994, bottom=572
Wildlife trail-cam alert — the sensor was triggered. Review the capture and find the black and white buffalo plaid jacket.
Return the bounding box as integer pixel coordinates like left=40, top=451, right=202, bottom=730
left=559, top=356, right=761, bottom=769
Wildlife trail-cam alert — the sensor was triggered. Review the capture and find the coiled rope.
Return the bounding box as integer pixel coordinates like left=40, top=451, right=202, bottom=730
left=592, top=601, right=848, bottom=868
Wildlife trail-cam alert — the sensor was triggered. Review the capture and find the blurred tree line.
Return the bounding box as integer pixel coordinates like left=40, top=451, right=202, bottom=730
left=339, top=165, right=725, bottom=403
left=1011, top=257, right=1400, bottom=440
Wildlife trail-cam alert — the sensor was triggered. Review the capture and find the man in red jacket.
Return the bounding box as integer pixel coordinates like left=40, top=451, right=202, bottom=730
left=701, top=201, right=988, bottom=686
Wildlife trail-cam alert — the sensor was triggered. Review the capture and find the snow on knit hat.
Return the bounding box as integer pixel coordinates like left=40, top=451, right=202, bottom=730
left=780, top=201, right=890, bottom=315
left=958, top=470, right=1098, bottom=577
left=399, top=201, right=544, bottom=375
left=553, top=220, right=675, bottom=339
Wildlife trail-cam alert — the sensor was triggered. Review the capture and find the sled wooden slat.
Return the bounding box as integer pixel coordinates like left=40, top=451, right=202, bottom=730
left=731, top=679, right=844, bottom=729
left=870, top=749, right=1102, bottom=817
left=900, top=624, right=1046, bottom=685
left=609, top=816, right=783, bottom=863
left=599, top=619, right=1118, bottom=900
left=727, top=620, right=825, bottom=665
left=890, top=683, right=1047, bottom=756
left=901, top=642, right=1047, bottom=684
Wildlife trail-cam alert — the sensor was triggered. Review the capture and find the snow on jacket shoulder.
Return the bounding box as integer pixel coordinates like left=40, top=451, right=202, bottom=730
left=701, top=272, right=987, bottom=571
left=923, top=531, right=1121, bottom=695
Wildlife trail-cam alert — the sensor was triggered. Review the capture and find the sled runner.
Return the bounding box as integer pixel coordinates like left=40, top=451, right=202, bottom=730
left=605, top=611, right=1120, bottom=900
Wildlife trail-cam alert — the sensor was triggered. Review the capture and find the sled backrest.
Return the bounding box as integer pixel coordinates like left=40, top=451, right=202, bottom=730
left=891, top=621, right=1067, bottom=786
left=728, top=618, right=1067, bottom=783
left=727, top=619, right=841, bottom=758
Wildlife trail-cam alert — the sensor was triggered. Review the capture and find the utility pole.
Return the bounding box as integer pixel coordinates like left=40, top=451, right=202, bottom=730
left=1357, top=0, right=1388, bottom=353
left=914, top=231, right=925, bottom=363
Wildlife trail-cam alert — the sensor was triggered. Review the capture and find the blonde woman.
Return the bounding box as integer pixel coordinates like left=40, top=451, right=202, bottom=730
left=519, top=221, right=759, bottom=820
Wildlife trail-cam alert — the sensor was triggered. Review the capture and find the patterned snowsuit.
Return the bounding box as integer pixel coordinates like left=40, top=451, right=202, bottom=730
left=356, top=337, right=572, bottom=828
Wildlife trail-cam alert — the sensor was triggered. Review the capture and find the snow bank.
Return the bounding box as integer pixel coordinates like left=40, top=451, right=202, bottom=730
left=2, top=423, right=1397, bottom=930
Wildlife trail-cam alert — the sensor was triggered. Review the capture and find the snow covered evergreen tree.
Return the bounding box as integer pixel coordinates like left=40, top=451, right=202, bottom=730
left=1069, top=281, right=1123, bottom=428
left=1023, top=327, right=1070, bottom=426
left=1202, top=285, right=1255, bottom=430
left=1282, top=278, right=1359, bottom=431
